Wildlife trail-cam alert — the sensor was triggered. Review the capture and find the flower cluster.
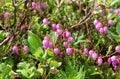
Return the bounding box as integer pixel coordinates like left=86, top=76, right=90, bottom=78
left=84, top=45, right=120, bottom=72
left=84, top=48, right=103, bottom=66
left=93, top=19, right=109, bottom=34
left=32, top=2, right=46, bottom=10
left=107, top=56, right=120, bottom=72
left=42, top=36, right=53, bottom=49
left=12, top=45, right=29, bottom=55
left=42, top=19, right=75, bottom=57
left=109, top=8, right=120, bottom=15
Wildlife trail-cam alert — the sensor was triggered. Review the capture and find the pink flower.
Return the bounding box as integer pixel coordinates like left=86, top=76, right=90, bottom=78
left=4, top=12, right=10, bottom=19
left=32, top=2, right=37, bottom=9
left=23, top=45, right=29, bottom=53
left=12, top=46, right=19, bottom=55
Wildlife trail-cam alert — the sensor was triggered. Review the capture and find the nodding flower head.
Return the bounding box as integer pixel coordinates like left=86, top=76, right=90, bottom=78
left=23, top=45, right=29, bottom=53
left=4, top=12, right=10, bottom=19
left=12, top=46, right=19, bottom=55
left=32, top=2, right=37, bottom=9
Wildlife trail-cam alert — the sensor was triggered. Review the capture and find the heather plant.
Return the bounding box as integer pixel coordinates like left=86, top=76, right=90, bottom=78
left=0, top=0, right=120, bottom=79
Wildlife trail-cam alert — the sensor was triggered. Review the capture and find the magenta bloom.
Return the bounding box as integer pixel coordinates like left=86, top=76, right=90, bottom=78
left=113, top=66, right=118, bottom=72
left=37, top=4, right=42, bottom=10
left=97, top=57, right=103, bottom=66
left=93, top=19, right=99, bottom=26
left=116, top=9, right=120, bottom=15
left=107, top=57, right=111, bottom=65
left=4, top=12, right=10, bottom=19
left=32, top=2, right=37, bottom=9
left=63, top=30, right=71, bottom=38
left=48, top=42, right=53, bottom=48
left=54, top=48, right=60, bottom=55
left=52, top=23, right=57, bottom=31
left=44, top=36, right=50, bottom=41
left=108, top=20, right=113, bottom=26
left=103, top=27, right=108, bottom=34
left=23, top=45, right=29, bottom=53
left=56, top=24, right=60, bottom=29
left=12, top=46, right=19, bottom=55
left=84, top=48, right=89, bottom=55
left=68, top=37, right=74, bottom=43
left=115, top=45, right=120, bottom=52
left=111, top=56, right=117, bottom=62
left=56, top=29, right=63, bottom=35
left=42, top=39, right=49, bottom=49
left=95, top=22, right=102, bottom=30
left=89, top=50, right=94, bottom=56
left=110, top=8, right=114, bottom=13
left=63, top=41, right=69, bottom=48
left=43, top=18, right=49, bottom=25
left=66, top=48, right=74, bottom=55
left=99, top=28, right=104, bottom=34
left=41, top=2, right=46, bottom=9
left=91, top=53, right=98, bottom=60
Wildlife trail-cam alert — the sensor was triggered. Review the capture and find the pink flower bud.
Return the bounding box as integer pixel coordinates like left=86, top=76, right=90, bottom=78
left=91, top=53, right=98, bottom=60
left=66, top=48, right=74, bottom=55
left=63, top=41, right=69, bottom=48
left=23, top=45, right=29, bottom=53
left=108, top=20, right=113, bottom=26
left=43, top=18, right=49, bottom=25
left=93, top=19, right=99, bottom=26
left=4, top=12, right=10, bottom=19
left=52, top=23, right=57, bottom=31
left=97, top=57, right=103, bottom=66
left=32, top=2, right=37, bottom=9
left=12, top=46, right=19, bottom=55
left=41, top=2, right=46, bottom=9
left=84, top=48, right=89, bottom=55
left=68, top=37, right=74, bottom=43
left=115, top=45, right=120, bottom=52
left=99, top=28, right=104, bottom=34
left=54, top=48, right=60, bottom=55
left=95, top=22, right=102, bottom=30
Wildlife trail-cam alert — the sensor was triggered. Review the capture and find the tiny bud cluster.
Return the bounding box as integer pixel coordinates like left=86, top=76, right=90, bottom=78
left=93, top=19, right=109, bottom=34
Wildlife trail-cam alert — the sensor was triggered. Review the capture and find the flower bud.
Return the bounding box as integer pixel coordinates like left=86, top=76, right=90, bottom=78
left=97, top=57, right=103, bottom=66
left=23, top=45, right=29, bottom=53
left=4, top=12, right=10, bottom=19
left=12, top=46, right=19, bottom=55
left=32, top=2, right=37, bottom=9
left=66, top=48, right=74, bottom=55
left=54, top=48, right=60, bottom=55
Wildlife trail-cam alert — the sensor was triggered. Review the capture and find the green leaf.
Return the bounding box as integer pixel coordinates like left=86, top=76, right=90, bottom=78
left=50, top=60, right=62, bottom=68
left=45, top=49, right=54, bottom=56
left=110, top=0, right=120, bottom=6
left=34, top=47, right=43, bottom=59
left=22, top=39, right=35, bottom=53
left=73, top=35, right=85, bottom=45
left=28, top=31, right=42, bottom=53
left=107, top=13, right=116, bottom=19
left=116, top=22, right=120, bottom=35
left=37, top=68, right=44, bottom=76
left=108, top=29, right=120, bottom=42
left=49, top=32, right=58, bottom=44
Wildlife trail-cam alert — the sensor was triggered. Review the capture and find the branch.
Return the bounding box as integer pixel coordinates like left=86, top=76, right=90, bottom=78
left=12, top=0, right=17, bottom=27
left=69, top=8, right=93, bottom=29
left=0, top=35, right=10, bottom=46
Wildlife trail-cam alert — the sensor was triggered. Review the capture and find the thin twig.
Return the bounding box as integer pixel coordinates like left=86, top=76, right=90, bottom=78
left=69, top=8, right=93, bottom=29
left=0, top=35, right=10, bottom=46
left=12, top=0, right=17, bottom=27
left=85, top=7, right=93, bottom=48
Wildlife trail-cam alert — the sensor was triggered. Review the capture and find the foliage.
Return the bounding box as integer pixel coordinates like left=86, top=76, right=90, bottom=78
left=0, top=0, right=120, bottom=79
